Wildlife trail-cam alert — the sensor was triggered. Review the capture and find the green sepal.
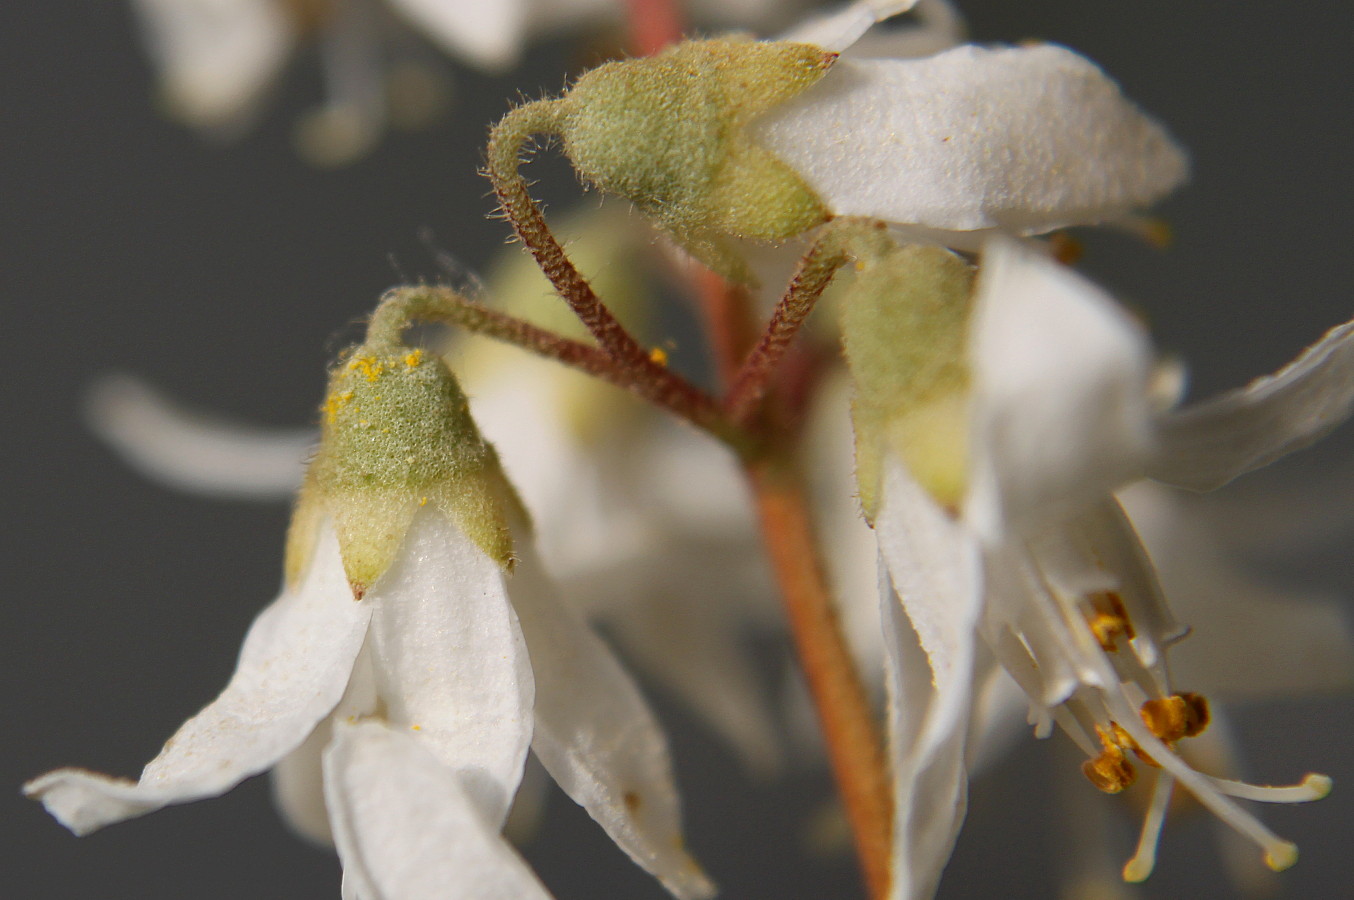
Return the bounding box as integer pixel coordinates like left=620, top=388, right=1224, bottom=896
left=840, top=243, right=976, bottom=521
left=558, top=39, right=835, bottom=281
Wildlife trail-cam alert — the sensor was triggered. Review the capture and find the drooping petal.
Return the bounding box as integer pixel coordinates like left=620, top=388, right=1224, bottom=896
left=130, top=0, right=292, bottom=131
left=323, top=721, right=553, bottom=900
left=876, top=458, right=984, bottom=900
left=365, top=509, right=533, bottom=827
left=388, top=0, right=528, bottom=73
left=270, top=717, right=335, bottom=846
left=86, top=374, right=311, bottom=499
left=964, top=237, right=1156, bottom=541
left=752, top=45, right=1187, bottom=245
left=1148, top=319, right=1354, bottom=491
left=1121, top=482, right=1354, bottom=700
left=26, top=524, right=369, bottom=834
left=777, top=0, right=918, bottom=53
left=509, top=547, right=715, bottom=900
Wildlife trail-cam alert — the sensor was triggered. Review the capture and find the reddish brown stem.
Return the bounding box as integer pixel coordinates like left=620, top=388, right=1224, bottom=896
left=622, top=0, right=685, bottom=56
left=694, top=268, right=757, bottom=389
left=725, top=220, right=886, bottom=426
left=746, top=459, right=893, bottom=900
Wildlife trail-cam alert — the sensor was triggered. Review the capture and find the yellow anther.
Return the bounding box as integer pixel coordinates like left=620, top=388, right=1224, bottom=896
left=1140, top=693, right=1210, bottom=743
left=1110, top=722, right=1160, bottom=768
left=1084, top=591, right=1134, bottom=652
left=404, top=349, right=424, bottom=368
left=1083, top=726, right=1138, bottom=793
left=649, top=347, right=669, bottom=366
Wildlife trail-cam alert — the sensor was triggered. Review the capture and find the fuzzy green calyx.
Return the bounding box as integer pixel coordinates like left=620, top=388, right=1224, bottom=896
left=558, top=39, right=835, bottom=281
left=840, top=243, right=976, bottom=520
left=286, top=340, right=514, bottom=596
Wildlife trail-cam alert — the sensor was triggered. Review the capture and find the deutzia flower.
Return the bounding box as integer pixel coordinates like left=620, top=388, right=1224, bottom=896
left=839, top=235, right=1354, bottom=898
left=27, top=291, right=713, bottom=900
left=503, top=0, right=1186, bottom=279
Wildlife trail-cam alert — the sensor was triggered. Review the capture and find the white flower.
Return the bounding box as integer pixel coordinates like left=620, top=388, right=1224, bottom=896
left=846, top=236, right=1354, bottom=897
left=28, top=335, right=713, bottom=900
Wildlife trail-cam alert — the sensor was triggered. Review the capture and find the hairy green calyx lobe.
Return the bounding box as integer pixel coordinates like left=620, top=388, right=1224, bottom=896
left=558, top=39, right=834, bottom=281
left=286, top=342, right=515, bottom=596
left=840, top=243, right=976, bottom=521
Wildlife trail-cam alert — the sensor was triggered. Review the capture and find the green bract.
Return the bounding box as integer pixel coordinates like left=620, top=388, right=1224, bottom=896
left=287, top=341, right=515, bottom=595
left=840, top=243, right=975, bottom=519
left=558, top=39, right=835, bottom=280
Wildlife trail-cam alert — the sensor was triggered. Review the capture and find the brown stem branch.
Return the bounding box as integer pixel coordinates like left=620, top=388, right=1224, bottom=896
left=745, top=458, right=893, bottom=900
left=370, top=286, right=734, bottom=439
left=725, top=219, right=888, bottom=427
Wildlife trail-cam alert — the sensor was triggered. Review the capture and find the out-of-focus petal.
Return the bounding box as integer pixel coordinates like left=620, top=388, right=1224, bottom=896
left=86, top=374, right=311, bottom=499
left=1148, top=320, right=1354, bottom=492
left=366, top=509, right=533, bottom=827
left=965, top=237, right=1155, bottom=541
left=26, top=524, right=368, bottom=834
left=777, top=0, right=918, bottom=52
left=1120, top=482, right=1354, bottom=699
left=271, top=717, right=335, bottom=846
left=388, top=0, right=527, bottom=73
left=323, top=721, right=553, bottom=900
left=131, top=0, right=292, bottom=130
left=844, top=0, right=965, bottom=61
left=877, top=458, right=983, bottom=900
left=753, top=45, right=1187, bottom=245
left=509, top=549, right=715, bottom=900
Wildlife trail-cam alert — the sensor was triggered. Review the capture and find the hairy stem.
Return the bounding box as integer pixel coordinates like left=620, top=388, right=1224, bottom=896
left=725, top=219, right=889, bottom=426
left=745, top=457, right=893, bottom=900
left=368, top=286, right=735, bottom=439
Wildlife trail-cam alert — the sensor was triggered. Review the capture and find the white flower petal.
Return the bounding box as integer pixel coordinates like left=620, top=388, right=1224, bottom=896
left=323, top=721, right=553, bottom=900
left=131, top=0, right=292, bottom=130
left=366, top=509, right=533, bottom=827
left=776, top=0, right=918, bottom=53
left=843, top=0, right=966, bottom=61
left=876, top=458, right=983, bottom=900
left=753, top=45, right=1187, bottom=242
left=509, top=550, right=715, bottom=900
left=964, top=237, right=1156, bottom=541
left=85, top=374, right=311, bottom=499
left=388, top=0, right=528, bottom=73
left=1120, top=482, right=1354, bottom=700
left=1148, top=319, right=1354, bottom=491
left=270, top=717, right=335, bottom=846
left=25, top=524, right=368, bottom=834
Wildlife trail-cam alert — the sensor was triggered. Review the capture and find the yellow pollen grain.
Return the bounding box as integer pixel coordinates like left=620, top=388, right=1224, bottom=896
left=323, top=389, right=354, bottom=424
left=649, top=347, right=669, bottom=366
left=418, top=496, right=428, bottom=506
left=404, top=349, right=424, bottom=368
left=411, top=724, right=422, bottom=731
left=347, top=355, right=385, bottom=382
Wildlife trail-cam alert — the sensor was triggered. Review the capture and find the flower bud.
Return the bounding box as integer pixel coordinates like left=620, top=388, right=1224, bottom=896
left=557, top=39, right=835, bottom=279
left=287, top=342, right=515, bottom=596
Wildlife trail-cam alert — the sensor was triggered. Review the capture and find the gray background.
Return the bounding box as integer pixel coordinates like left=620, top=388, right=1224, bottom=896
left=5, top=1, right=1353, bottom=897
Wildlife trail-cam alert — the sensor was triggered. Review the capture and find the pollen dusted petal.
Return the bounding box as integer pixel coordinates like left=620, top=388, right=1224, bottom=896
left=323, top=721, right=553, bottom=900
left=365, top=509, right=534, bottom=827
left=508, top=546, right=715, bottom=900
left=25, top=524, right=369, bottom=835
left=752, top=45, right=1188, bottom=244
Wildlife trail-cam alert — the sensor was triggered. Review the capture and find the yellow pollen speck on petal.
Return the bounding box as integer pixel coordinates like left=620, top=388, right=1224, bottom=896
left=411, top=724, right=422, bottom=731
left=1085, top=591, right=1135, bottom=652
left=649, top=347, right=668, bottom=366
left=404, top=349, right=424, bottom=368
left=323, top=390, right=355, bottom=424
left=1141, top=693, right=1210, bottom=742
left=1265, top=842, right=1299, bottom=872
